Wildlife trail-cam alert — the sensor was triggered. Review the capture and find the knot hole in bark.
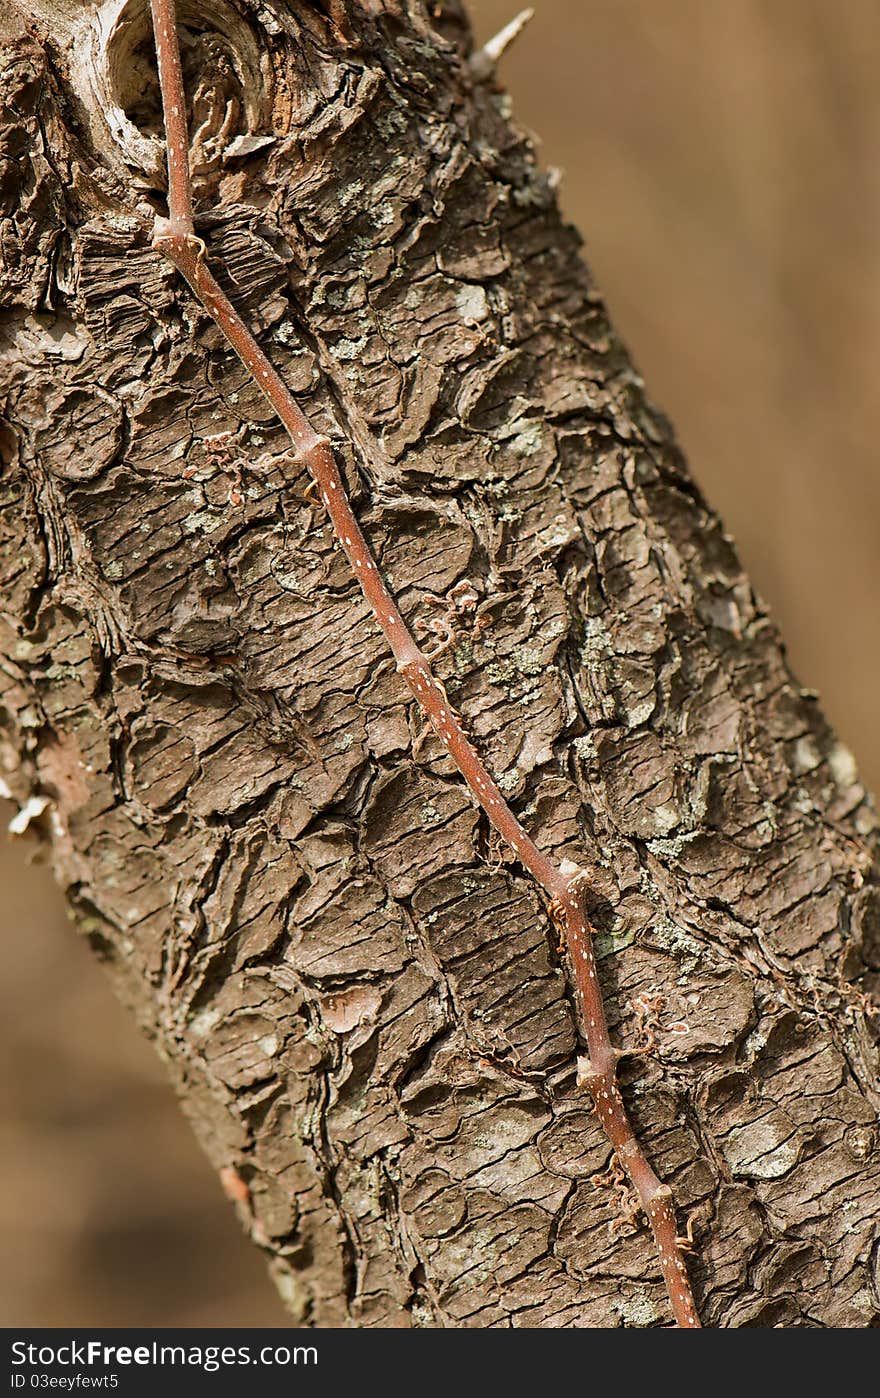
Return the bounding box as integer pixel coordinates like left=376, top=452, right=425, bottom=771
left=93, top=0, right=272, bottom=197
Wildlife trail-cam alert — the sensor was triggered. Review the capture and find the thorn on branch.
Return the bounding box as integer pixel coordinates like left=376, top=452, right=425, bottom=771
left=469, top=7, right=535, bottom=81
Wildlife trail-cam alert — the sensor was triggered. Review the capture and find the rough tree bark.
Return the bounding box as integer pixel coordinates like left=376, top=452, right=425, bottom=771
left=1, top=0, right=878, bottom=1328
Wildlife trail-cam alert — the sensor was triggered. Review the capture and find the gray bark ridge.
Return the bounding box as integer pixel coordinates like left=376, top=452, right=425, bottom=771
left=1, top=0, right=878, bottom=1327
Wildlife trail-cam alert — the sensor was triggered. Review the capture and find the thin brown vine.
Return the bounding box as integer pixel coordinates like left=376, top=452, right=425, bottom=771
left=147, top=0, right=701, bottom=1328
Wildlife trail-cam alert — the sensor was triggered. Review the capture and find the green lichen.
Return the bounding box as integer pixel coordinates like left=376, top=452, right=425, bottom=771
left=611, top=1290, right=660, bottom=1327
left=183, top=510, right=224, bottom=535
left=511, top=644, right=544, bottom=677
left=456, top=284, right=489, bottom=325
left=508, top=419, right=544, bottom=456
left=650, top=912, right=704, bottom=970
left=593, top=925, right=635, bottom=960
left=827, top=739, right=858, bottom=787
left=333, top=334, right=369, bottom=361
left=486, top=659, right=515, bottom=686
left=45, top=663, right=79, bottom=683
left=74, top=916, right=104, bottom=938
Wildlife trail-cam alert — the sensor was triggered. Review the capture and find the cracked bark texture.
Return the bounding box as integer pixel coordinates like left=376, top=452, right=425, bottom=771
left=2, top=0, right=879, bottom=1328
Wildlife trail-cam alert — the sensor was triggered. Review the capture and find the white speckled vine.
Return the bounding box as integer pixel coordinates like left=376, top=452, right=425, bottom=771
left=148, top=0, right=700, bottom=1328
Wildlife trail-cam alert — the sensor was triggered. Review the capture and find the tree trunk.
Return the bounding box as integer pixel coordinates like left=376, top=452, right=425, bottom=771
left=1, top=0, right=878, bottom=1328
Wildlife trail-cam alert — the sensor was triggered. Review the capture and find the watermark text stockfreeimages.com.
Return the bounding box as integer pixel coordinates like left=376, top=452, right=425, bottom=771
left=10, top=1341, right=316, bottom=1375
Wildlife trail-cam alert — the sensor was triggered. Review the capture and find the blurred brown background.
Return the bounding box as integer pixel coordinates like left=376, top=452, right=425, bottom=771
left=3, top=0, right=879, bottom=1326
